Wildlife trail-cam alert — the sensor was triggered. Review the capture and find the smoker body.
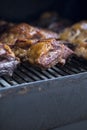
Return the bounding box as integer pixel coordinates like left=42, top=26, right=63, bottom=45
left=0, top=72, right=87, bottom=130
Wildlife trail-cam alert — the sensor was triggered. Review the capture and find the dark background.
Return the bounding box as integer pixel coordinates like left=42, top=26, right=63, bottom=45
left=0, top=0, right=87, bottom=22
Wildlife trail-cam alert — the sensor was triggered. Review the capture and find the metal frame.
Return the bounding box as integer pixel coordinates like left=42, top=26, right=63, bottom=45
left=0, top=72, right=87, bottom=130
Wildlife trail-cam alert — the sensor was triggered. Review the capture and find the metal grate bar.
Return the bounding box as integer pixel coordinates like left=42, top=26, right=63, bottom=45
left=47, top=68, right=61, bottom=77
left=15, top=68, right=33, bottom=82
left=2, top=76, right=17, bottom=86
left=53, top=66, right=68, bottom=76
left=12, top=73, right=25, bottom=84
left=22, top=63, right=42, bottom=81
left=0, top=77, right=11, bottom=87
left=0, top=57, right=87, bottom=88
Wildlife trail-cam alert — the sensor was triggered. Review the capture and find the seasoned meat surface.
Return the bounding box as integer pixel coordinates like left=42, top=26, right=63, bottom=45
left=27, top=39, right=73, bottom=69
left=0, top=43, right=19, bottom=76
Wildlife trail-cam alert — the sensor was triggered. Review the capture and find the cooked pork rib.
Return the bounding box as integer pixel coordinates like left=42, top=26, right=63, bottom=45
left=27, top=39, right=73, bottom=69
left=0, top=43, right=19, bottom=76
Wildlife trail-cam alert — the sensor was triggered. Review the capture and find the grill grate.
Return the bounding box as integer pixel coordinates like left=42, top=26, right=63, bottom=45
left=0, top=57, right=87, bottom=88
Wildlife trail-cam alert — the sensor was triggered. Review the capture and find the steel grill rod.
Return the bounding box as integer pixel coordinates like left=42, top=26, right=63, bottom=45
left=0, top=57, right=87, bottom=88
left=2, top=75, right=17, bottom=86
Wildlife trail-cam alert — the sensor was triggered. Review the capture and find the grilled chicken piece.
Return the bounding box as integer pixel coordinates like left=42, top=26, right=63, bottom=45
left=0, top=23, right=59, bottom=47
left=0, top=43, right=19, bottom=76
left=27, top=39, right=73, bottom=69
left=59, top=21, right=87, bottom=59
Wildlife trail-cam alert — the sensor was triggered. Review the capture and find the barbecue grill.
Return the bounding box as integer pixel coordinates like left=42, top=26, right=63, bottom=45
left=0, top=0, right=87, bottom=130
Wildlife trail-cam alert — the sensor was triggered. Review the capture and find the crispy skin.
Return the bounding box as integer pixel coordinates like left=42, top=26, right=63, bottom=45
left=27, top=39, right=73, bottom=69
left=0, top=23, right=58, bottom=47
left=59, top=21, right=87, bottom=59
left=0, top=43, right=19, bottom=76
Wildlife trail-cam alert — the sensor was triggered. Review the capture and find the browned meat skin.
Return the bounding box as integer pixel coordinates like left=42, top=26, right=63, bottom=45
left=27, top=39, right=73, bottom=69
left=0, top=43, right=19, bottom=76
left=0, top=23, right=59, bottom=47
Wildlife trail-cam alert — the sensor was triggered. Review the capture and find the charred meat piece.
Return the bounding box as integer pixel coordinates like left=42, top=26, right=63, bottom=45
left=59, top=21, right=87, bottom=59
left=0, top=43, right=19, bottom=76
left=0, top=23, right=58, bottom=47
left=27, top=39, right=73, bottom=69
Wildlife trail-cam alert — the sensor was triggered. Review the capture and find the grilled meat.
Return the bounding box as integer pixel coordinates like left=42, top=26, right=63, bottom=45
left=0, top=23, right=59, bottom=47
left=59, top=21, right=87, bottom=59
left=12, top=47, right=28, bottom=61
left=0, top=22, right=73, bottom=72
left=27, top=39, right=73, bottom=69
left=0, top=43, right=19, bottom=76
left=59, top=21, right=87, bottom=42
left=0, top=23, right=59, bottom=62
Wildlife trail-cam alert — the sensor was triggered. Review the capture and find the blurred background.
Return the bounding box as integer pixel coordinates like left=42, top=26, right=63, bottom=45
left=0, top=0, right=87, bottom=22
